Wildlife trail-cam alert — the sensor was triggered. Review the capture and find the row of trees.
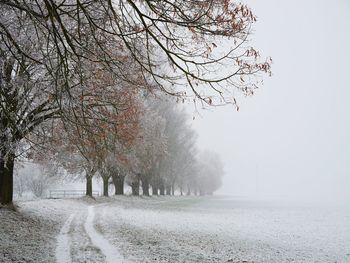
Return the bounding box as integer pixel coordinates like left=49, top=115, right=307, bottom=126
left=36, top=95, right=225, bottom=197
left=1, top=0, right=271, bottom=205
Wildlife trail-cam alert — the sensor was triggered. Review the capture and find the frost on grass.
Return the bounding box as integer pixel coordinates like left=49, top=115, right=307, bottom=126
left=0, top=201, right=60, bottom=262
left=0, top=199, right=80, bottom=263
left=96, top=196, right=350, bottom=263
left=1, top=197, right=350, bottom=263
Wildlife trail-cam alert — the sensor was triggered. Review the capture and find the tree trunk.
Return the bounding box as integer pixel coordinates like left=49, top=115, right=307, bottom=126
left=86, top=175, right=93, bottom=197
left=165, top=185, right=171, bottom=195
left=112, top=175, right=124, bottom=195
left=186, top=185, right=191, bottom=196
left=131, top=180, right=139, bottom=196
left=141, top=177, right=149, bottom=196
left=103, top=176, right=109, bottom=197
left=152, top=185, right=158, bottom=196
left=171, top=182, right=175, bottom=196
left=0, top=152, right=14, bottom=205
left=159, top=182, right=165, bottom=196
left=180, top=186, right=183, bottom=196
left=0, top=154, right=4, bottom=204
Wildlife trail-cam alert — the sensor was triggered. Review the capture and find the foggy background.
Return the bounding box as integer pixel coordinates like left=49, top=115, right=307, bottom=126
left=191, top=0, right=350, bottom=203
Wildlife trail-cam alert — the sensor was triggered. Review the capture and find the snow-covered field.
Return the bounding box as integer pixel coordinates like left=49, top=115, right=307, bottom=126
left=1, top=196, right=350, bottom=262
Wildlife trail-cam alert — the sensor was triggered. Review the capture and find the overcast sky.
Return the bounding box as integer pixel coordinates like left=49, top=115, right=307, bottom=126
left=191, top=0, right=350, bottom=202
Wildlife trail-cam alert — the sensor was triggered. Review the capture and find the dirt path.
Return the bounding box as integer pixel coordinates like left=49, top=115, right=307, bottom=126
left=55, top=213, right=75, bottom=263
left=55, top=204, right=124, bottom=263
left=84, top=206, right=124, bottom=263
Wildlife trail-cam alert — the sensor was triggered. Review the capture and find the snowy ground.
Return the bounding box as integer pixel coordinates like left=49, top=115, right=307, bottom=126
left=1, top=196, right=350, bottom=262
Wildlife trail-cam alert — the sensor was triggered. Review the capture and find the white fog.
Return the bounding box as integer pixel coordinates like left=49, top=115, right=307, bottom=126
left=193, top=0, right=350, bottom=205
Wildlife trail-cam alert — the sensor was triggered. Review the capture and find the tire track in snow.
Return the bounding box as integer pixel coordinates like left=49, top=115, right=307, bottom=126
left=84, top=206, right=124, bottom=263
left=70, top=210, right=105, bottom=263
left=56, top=213, right=75, bottom=263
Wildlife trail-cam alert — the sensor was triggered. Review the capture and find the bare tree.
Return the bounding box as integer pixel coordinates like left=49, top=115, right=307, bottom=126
left=128, top=97, right=167, bottom=196
left=149, top=98, right=198, bottom=196
left=0, top=3, right=147, bottom=204
left=196, top=150, right=224, bottom=195
left=28, top=174, right=50, bottom=198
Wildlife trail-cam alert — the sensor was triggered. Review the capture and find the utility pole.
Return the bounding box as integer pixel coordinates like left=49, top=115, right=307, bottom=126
left=255, top=164, right=259, bottom=195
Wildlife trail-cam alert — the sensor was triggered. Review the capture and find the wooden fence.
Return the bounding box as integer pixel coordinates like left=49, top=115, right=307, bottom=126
left=49, top=190, right=99, bottom=199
